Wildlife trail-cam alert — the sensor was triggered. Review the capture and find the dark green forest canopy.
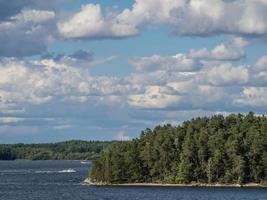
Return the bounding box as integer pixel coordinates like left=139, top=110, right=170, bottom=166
left=0, top=140, right=115, bottom=160
left=90, top=112, right=267, bottom=185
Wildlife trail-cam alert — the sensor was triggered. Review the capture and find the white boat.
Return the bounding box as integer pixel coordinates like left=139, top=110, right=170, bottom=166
left=59, top=168, right=76, bottom=173
left=80, top=161, right=90, bottom=164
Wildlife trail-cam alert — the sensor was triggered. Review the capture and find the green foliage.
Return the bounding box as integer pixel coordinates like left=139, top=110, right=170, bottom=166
left=90, top=113, right=267, bottom=184
left=0, top=140, right=114, bottom=160
left=175, top=161, right=191, bottom=184
left=0, top=146, right=16, bottom=160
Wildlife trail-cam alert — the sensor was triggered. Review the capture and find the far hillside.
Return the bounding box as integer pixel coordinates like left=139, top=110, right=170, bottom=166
left=0, top=140, right=115, bottom=160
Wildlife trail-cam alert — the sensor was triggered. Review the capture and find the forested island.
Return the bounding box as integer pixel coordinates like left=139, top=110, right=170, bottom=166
left=90, top=113, right=267, bottom=186
left=0, top=140, right=114, bottom=160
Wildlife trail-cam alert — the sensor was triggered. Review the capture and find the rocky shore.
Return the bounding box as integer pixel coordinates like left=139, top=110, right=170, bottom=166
left=83, top=178, right=267, bottom=188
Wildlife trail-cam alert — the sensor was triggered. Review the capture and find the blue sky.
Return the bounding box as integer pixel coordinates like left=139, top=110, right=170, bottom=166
left=1, top=0, right=267, bottom=143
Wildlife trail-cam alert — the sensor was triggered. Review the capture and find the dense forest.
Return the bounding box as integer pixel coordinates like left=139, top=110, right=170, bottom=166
left=0, top=140, right=114, bottom=160
left=90, top=113, right=267, bottom=185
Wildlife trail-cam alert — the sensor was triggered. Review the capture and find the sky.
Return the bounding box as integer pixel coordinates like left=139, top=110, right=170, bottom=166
left=1, top=0, right=267, bottom=143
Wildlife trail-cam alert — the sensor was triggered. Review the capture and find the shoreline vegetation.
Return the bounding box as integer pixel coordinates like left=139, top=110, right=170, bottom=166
left=0, top=140, right=115, bottom=160
left=83, top=178, right=267, bottom=188
left=89, top=113, right=267, bottom=186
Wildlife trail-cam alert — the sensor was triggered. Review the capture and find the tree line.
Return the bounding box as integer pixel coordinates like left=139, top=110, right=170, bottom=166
left=90, top=113, right=267, bottom=185
left=0, top=140, right=114, bottom=160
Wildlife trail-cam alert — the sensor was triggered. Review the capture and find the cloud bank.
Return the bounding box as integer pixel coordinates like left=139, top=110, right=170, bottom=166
left=58, top=0, right=267, bottom=39
left=1, top=0, right=267, bottom=141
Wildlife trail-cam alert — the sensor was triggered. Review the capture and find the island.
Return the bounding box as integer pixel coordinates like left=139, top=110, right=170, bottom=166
left=89, top=112, right=267, bottom=187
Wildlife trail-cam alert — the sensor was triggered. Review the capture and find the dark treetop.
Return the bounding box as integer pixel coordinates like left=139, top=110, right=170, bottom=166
left=90, top=112, right=267, bottom=185
left=0, top=140, right=115, bottom=160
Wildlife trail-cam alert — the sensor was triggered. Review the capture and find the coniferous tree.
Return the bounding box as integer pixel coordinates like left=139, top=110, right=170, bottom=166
left=90, top=113, right=267, bottom=185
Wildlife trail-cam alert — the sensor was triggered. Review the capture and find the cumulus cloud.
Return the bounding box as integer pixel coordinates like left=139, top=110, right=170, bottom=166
left=128, top=86, right=182, bottom=109
left=3, top=1, right=267, bottom=141
left=189, top=37, right=248, bottom=61
left=0, top=9, right=56, bottom=57
left=234, top=87, right=267, bottom=106
left=170, top=0, right=267, bottom=36
left=247, top=55, right=267, bottom=87
left=203, top=63, right=249, bottom=86
left=10, top=9, right=55, bottom=24
left=125, top=38, right=259, bottom=110
left=2, top=0, right=266, bottom=57
left=0, top=0, right=59, bottom=21
left=58, top=0, right=267, bottom=40
left=0, top=40, right=257, bottom=113
left=129, top=54, right=201, bottom=72
left=57, top=4, right=139, bottom=39
left=0, top=54, right=136, bottom=113
left=255, top=55, right=267, bottom=71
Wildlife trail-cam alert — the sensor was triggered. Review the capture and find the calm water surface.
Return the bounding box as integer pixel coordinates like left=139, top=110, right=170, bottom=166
left=0, top=160, right=266, bottom=200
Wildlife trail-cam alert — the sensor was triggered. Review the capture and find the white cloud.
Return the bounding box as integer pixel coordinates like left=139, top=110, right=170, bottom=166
left=128, top=86, right=182, bottom=109
left=58, top=1, right=267, bottom=40
left=127, top=70, right=174, bottom=86
left=57, top=4, right=138, bottom=39
left=190, top=43, right=245, bottom=61
left=58, top=4, right=107, bottom=39
left=248, top=55, right=267, bottom=86
left=234, top=87, right=267, bottom=106
left=129, top=54, right=200, bottom=72
left=4, top=1, right=267, bottom=141
left=0, top=9, right=56, bottom=57
left=0, top=0, right=59, bottom=21
left=11, top=9, right=55, bottom=24
left=0, top=37, right=267, bottom=140
left=167, top=80, right=195, bottom=95
left=238, top=1, right=267, bottom=35
left=0, top=55, right=137, bottom=111
left=124, top=40, right=255, bottom=110
left=50, top=44, right=255, bottom=112
left=203, top=63, right=249, bottom=86
left=255, top=55, right=267, bottom=71
left=171, top=0, right=267, bottom=36
left=189, top=37, right=247, bottom=61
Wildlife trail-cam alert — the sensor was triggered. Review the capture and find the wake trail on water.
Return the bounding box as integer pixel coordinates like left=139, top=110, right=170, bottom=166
left=0, top=168, right=76, bottom=175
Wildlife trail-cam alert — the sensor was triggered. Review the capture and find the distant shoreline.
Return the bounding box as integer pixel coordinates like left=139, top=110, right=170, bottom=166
left=0, top=159, right=91, bottom=161
left=83, top=178, right=267, bottom=188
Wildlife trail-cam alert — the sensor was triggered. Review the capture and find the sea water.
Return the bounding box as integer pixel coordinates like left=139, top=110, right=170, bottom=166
left=0, top=160, right=266, bottom=200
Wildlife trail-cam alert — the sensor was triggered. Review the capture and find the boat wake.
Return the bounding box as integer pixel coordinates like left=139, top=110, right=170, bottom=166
left=0, top=168, right=77, bottom=175
left=58, top=169, right=76, bottom=173
left=35, top=168, right=76, bottom=174
left=80, top=161, right=90, bottom=165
